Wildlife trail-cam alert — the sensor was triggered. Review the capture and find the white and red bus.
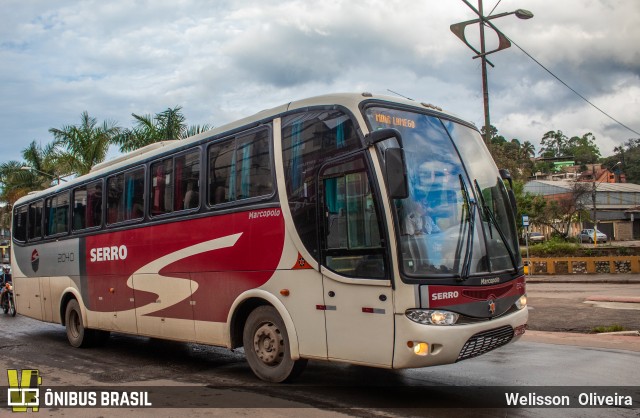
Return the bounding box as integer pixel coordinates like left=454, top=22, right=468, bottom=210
left=11, top=93, right=527, bottom=382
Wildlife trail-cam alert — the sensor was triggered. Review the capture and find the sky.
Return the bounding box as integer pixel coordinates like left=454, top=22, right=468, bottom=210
left=1, top=0, right=639, bottom=164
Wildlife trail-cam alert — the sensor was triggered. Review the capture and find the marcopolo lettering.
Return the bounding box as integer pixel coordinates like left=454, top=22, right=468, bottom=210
left=90, top=245, right=128, bottom=262
left=248, top=209, right=281, bottom=219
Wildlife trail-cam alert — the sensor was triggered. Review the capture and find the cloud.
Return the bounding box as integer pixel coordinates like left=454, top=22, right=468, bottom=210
left=0, top=0, right=638, bottom=164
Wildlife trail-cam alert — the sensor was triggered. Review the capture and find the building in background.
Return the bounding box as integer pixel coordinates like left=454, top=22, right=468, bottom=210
left=524, top=180, right=640, bottom=240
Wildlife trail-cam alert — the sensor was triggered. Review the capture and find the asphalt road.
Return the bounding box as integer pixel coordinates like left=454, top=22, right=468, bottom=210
left=1, top=301, right=639, bottom=417
left=526, top=281, right=640, bottom=333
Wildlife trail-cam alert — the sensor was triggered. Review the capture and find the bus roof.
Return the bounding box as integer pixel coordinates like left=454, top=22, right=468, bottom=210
left=14, top=92, right=462, bottom=205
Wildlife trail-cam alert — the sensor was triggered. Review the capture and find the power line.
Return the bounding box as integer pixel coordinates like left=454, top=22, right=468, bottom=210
left=504, top=35, right=640, bottom=137
left=487, top=0, right=502, bottom=17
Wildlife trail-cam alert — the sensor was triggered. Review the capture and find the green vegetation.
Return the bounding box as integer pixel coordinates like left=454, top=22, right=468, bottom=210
left=0, top=106, right=212, bottom=229
left=522, top=237, right=581, bottom=257
left=605, top=138, right=640, bottom=184
left=591, top=325, right=627, bottom=334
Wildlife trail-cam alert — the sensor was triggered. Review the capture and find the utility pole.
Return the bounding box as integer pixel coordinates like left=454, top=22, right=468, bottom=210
left=592, top=166, right=598, bottom=246
left=478, top=0, right=491, bottom=144
left=450, top=1, right=533, bottom=144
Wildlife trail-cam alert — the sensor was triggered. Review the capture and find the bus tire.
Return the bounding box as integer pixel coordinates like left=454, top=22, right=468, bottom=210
left=65, top=299, right=93, bottom=348
left=243, top=305, right=307, bottom=382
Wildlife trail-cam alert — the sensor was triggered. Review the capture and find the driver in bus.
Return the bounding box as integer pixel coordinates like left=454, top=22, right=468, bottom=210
left=404, top=201, right=440, bottom=236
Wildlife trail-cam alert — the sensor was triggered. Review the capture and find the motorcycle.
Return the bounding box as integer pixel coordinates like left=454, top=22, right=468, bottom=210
left=1, top=281, right=16, bottom=317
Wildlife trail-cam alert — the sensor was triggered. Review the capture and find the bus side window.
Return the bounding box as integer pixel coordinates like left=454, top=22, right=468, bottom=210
left=86, top=180, right=103, bottom=228
left=235, top=130, right=272, bottom=200
left=28, top=200, right=43, bottom=240
left=151, top=159, right=173, bottom=216
left=175, top=150, right=200, bottom=211
left=107, top=174, right=124, bottom=224
left=208, top=139, right=234, bottom=205
left=124, top=168, right=145, bottom=220
left=45, top=192, right=69, bottom=236
left=13, top=206, right=27, bottom=242
left=72, top=186, right=87, bottom=231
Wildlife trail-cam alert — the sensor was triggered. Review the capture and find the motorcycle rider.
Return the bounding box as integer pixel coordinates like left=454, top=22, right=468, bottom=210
left=0, top=267, right=11, bottom=306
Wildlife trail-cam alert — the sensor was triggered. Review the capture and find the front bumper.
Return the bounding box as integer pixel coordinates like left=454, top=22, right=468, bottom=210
left=392, top=307, right=528, bottom=369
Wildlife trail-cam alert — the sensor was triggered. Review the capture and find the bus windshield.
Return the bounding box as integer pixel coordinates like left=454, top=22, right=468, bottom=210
left=365, top=106, right=521, bottom=279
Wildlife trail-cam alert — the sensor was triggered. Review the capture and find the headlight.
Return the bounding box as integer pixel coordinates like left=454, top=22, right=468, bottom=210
left=406, top=309, right=459, bottom=325
left=515, top=294, right=527, bottom=310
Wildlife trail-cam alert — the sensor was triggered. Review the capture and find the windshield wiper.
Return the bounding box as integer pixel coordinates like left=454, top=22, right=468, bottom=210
left=456, top=174, right=476, bottom=280
left=473, top=179, right=518, bottom=274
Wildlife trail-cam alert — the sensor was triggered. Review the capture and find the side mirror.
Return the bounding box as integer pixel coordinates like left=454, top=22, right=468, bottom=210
left=499, top=169, right=517, bottom=214
left=499, top=169, right=514, bottom=189
left=364, top=128, right=403, bottom=147
left=385, top=148, right=409, bottom=199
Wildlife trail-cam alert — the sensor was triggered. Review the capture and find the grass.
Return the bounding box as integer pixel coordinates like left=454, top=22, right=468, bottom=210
left=591, top=325, right=627, bottom=334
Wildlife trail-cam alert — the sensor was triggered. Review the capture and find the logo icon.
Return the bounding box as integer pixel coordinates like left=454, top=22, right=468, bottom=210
left=31, top=250, right=40, bottom=273
left=488, top=299, right=496, bottom=315
left=7, top=369, right=42, bottom=412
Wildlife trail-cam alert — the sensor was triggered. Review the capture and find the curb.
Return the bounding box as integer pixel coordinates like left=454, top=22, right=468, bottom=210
left=526, top=276, right=640, bottom=285
left=585, top=295, right=640, bottom=303
left=522, top=330, right=640, bottom=352
left=596, top=331, right=640, bottom=336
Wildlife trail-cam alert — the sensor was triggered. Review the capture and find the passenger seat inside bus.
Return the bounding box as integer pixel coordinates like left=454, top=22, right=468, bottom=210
left=327, top=208, right=347, bottom=248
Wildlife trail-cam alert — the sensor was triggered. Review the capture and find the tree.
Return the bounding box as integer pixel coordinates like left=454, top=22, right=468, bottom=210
left=513, top=180, right=547, bottom=238
left=49, top=111, right=121, bottom=176
left=0, top=141, right=59, bottom=228
left=539, top=130, right=570, bottom=158
left=521, top=141, right=535, bottom=159
left=484, top=126, right=535, bottom=181
left=114, top=106, right=212, bottom=152
left=481, top=124, right=499, bottom=143
left=566, top=132, right=600, bottom=169
left=605, top=138, right=640, bottom=183
left=534, top=181, right=591, bottom=239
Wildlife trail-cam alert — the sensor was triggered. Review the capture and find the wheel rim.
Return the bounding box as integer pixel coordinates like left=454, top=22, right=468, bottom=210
left=253, top=321, right=284, bottom=366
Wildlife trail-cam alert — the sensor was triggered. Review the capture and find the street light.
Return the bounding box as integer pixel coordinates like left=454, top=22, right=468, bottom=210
left=450, top=1, right=534, bottom=143
left=591, top=161, right=621, bottom=246
left=20, top=166, right=67, bottom=185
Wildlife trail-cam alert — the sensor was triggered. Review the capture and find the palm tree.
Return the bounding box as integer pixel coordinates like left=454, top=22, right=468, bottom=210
left=0, top=141, right=59, bottom=228
left=114, top=106, right=212, bottom=152
left=521, top=141, right=536, bottom=159
left=49, top=111, right=121, bottom=176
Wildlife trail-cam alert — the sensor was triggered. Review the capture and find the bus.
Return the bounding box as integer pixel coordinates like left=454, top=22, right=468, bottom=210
left=11, top=93, right=527, bottom=382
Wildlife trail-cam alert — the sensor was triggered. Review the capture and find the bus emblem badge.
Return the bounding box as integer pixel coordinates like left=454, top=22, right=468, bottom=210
left=488, top=299, right=496, bottom=315
left=31, top=249, right=40, bottom=273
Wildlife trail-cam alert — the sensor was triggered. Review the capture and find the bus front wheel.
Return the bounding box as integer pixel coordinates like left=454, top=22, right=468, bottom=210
left=243, top=306, right=307, bottom=382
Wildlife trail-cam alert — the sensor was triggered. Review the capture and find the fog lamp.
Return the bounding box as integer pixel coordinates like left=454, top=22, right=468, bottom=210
left=515, top=294, right=528, bottom=310
left=406, top=309, right=459, bottom=325
left=413, top=342, right=429, bottom=356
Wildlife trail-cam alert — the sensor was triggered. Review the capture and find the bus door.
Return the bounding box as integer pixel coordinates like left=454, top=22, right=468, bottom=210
left=318, top=154, right=394, bottom=367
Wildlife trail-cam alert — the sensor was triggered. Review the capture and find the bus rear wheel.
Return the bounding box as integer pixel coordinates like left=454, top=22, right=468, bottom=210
left=64, top=299, right=109, bottom=348
left=243, top=306, right=307, bottom=382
